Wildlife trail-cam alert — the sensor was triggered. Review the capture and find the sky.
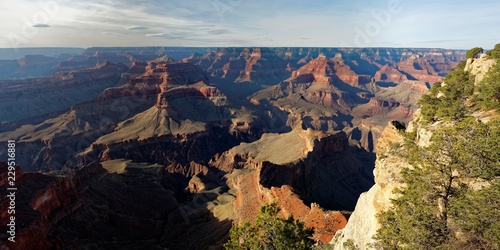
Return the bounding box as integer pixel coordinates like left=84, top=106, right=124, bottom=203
left=0, top=0, right=499, bottom=49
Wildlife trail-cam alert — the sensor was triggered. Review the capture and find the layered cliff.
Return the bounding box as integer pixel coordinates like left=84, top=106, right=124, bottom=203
left=331, top=122, right=408, bottom=249
left=184, top=48, right=290, bottom=85
left=250, top=53, right=430, bottom=152
left=208, top=129, right=373, bottom=243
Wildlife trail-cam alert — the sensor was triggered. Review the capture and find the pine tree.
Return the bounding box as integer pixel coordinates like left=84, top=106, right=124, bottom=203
left=224, top=202, right=315, bottom=250
left=374, top=118, right=500, bottom=249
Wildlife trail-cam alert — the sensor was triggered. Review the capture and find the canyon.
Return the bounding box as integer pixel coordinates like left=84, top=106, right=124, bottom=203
left=0, top=47, right=465, bottom=249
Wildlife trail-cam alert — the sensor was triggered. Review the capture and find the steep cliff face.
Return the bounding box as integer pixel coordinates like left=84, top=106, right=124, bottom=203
left=235, top=48, right=289, bottom=84
left=332, top=91, right=453, bottom=249
left=331, top=122, right=408, bottom=249
left=291, top=54, right=361, bottom=86
left=374, top=65, right=407, bottom=83
left=397, top=56, right=443, bottom=83
left=208, top=129, right=372, bottom=243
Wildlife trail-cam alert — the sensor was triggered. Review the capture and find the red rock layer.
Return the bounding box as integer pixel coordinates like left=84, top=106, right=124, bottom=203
left=292, top=55, right=361, bottom=86
left=397, top=57, right=443, bottom=83
left=374, top=65, right=408, bottom=82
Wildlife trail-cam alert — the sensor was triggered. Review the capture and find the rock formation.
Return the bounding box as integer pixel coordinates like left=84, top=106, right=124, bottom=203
left=208, top=129, right=371, bottom=243
left=374, top=65, right=408, bottom=83
left=465, top=53, right=497, bottom=85
left=0, top=47, right=467, bottom=249
left=331, top=122, right=408, bottom=249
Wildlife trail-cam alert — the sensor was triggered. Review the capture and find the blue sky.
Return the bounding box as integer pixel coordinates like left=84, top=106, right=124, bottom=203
left=1, top=0, right=499, bottom=49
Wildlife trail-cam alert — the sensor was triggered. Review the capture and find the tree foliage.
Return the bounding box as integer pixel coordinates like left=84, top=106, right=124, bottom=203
left=419, top=44, right=500, bottom=123
left=486, top=43, right=500, bottom=59
left=450, top=181, right=500, bottom=250
left=374, top=118, right=500, bottom=249
left=466, top=47, right=484, bottom=59
left=419, top=67, right=474, bottom=122
left=476, top=62, right=500, bottom=110
left=224, top=202, right=315, bottom=250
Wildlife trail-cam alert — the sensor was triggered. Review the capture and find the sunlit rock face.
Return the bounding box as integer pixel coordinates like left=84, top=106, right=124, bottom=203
left=331, top=122, right=409, bottom=249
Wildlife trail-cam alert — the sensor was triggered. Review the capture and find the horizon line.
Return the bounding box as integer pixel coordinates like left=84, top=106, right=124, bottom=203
left=0, top=46, right=472, bottom=51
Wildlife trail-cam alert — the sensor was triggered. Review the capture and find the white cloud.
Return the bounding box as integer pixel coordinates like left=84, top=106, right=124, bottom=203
left=127, top=26, right=148, bottom=30
left=0, top=0, right=499, bottom=48
left=32, top=23, right=51, bottom=28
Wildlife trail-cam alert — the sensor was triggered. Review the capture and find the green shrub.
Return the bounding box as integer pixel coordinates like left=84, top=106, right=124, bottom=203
left=476, top=62, right=500, bottom=109
left=418, top=67, right=474, bottom=122
left=374, top=118, right=500, bottom=249
left=466, top=47, right=483, bottom=59
left=486, top=43, right=500, bottom=59
left=224, top=202, right=315, bottom=250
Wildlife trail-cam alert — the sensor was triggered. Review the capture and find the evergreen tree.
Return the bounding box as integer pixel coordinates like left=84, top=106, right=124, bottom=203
left=466, top=47, right=484, bottom=59
left=476, top=63, right=500, bottom=109
left=225, top=202, right=315, bottom=250
left=486, top=43, right=500, bottom=59
left=375, top=118, right=500, bottom=249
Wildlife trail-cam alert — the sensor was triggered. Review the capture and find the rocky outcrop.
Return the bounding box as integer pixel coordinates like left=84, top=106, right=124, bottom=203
left=156, top=83, right=227, bottom=108
left=368, top=98, right=400, bottom=108
left=464, top=53, right=496, bottom=85
left=374, top=65, right=408, bottom=83
left=218, top=129, right=371, bottom=206
left=331, top=122, right=409, bottom=249
left=235, top=48, right=289, bottom=84
left=208, top=129, right=370, bottom=243
left=291, top=55, right=361, bottom=86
